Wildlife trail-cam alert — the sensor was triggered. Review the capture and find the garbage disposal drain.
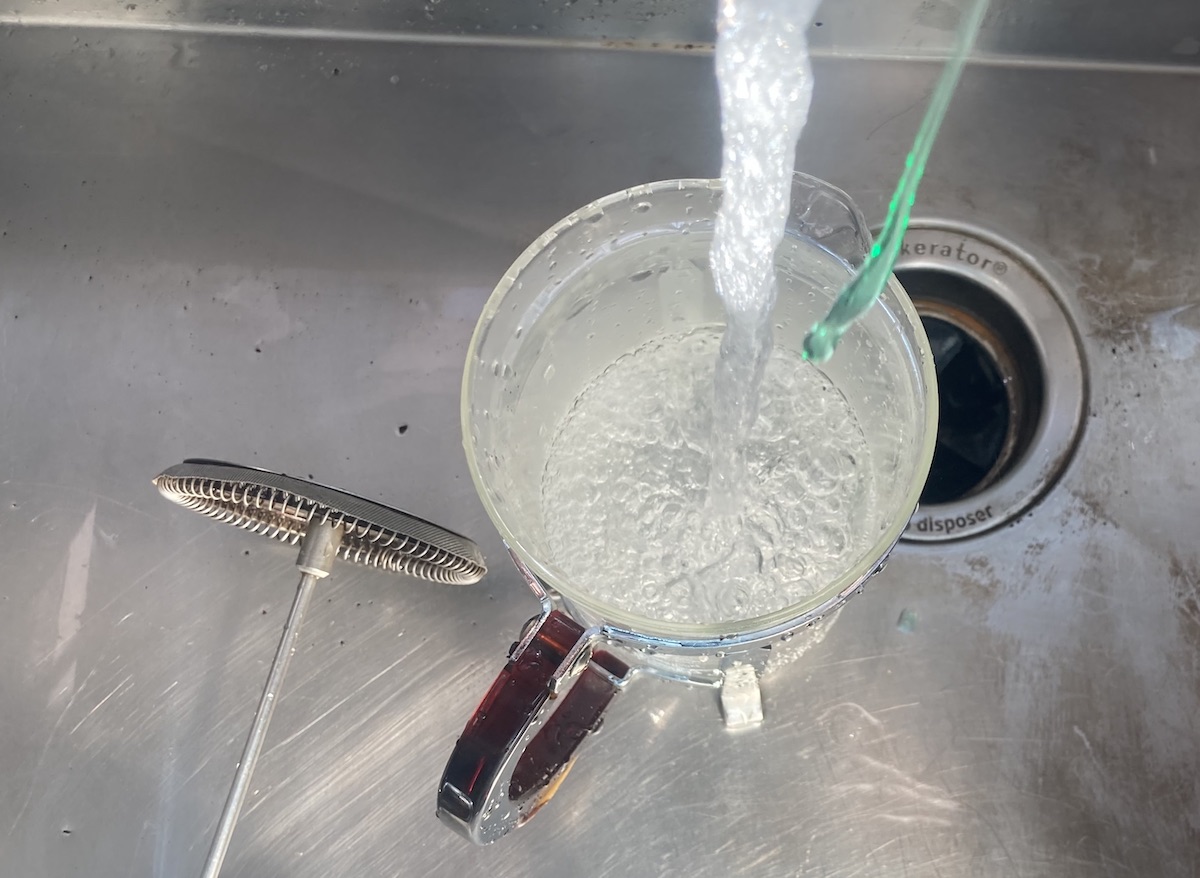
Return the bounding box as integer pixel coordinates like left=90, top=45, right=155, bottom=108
left=896, top=223, right=1086, bottom=541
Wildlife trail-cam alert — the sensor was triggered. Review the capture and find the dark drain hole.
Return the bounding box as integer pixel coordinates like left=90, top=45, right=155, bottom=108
left=920, top=316, right=1009, bottom=504
left=896, top=268, right=1044, bottom=506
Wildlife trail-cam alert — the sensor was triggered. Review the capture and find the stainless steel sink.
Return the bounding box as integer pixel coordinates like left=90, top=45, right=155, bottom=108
left=2, top=4, right=1199, bottom=875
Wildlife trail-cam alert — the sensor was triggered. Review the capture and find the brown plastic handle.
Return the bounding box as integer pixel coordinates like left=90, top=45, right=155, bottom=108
left=437, top=610, right=629, bottom=844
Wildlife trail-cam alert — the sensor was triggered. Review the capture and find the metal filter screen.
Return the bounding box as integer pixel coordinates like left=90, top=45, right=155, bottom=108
left=153, top=459, right=486, bottom=585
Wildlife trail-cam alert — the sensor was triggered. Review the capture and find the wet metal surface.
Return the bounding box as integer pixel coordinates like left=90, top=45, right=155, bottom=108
left=4, top=0, right=1200, bottom=68
left=2, top=27, right=1199, bottom=877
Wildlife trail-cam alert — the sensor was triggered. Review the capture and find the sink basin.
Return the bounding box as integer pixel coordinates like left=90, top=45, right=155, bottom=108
left=1, top=11, right=1198, bottom=877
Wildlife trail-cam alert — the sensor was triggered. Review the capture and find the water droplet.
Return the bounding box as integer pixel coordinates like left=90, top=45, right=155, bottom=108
left=634, top=201, right=652, bottom=213
left=543, top=363, right=556, bottom=381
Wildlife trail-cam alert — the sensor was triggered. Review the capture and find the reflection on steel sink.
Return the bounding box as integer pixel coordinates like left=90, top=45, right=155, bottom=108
left=0, top=5, right=1197, bottom=877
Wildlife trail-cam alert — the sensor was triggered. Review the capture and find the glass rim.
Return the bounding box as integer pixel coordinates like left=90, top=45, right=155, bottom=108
left=462, top=176, right=938, bottom=643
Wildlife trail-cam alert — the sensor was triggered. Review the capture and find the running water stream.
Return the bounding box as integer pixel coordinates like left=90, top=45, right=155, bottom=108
left=707, top=0, right=824, bottom=514
left=540, top=0, right=883, bottom=624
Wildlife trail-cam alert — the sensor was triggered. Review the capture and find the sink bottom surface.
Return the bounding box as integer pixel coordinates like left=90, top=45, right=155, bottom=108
left=1, top=27, right=1198, bottom=877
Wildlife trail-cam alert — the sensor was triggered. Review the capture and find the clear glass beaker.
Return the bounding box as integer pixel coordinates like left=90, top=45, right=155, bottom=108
left=439, top=174, right=938, bottom=844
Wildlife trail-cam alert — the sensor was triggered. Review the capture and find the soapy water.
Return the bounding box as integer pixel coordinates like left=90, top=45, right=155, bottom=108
left=541, top=328, right=874, bottom=625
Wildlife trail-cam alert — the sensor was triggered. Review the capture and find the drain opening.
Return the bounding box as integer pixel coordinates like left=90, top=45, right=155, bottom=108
left=896, top=268, right=1045, bottom=506
left=921, top=315, right=1011, bottom=504
left=895, top=224, right=1085, bottom=542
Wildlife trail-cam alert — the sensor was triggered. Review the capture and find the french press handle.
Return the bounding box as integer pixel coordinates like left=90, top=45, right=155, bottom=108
left=437, top=610, right=630, bottom=844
